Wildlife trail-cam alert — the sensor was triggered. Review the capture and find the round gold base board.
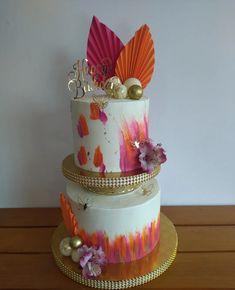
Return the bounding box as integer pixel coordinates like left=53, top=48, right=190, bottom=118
left=51, top=213, right=178, bottom=289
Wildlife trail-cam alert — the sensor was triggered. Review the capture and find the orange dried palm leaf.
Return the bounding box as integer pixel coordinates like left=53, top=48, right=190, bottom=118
left=115, top=25, right=155, bottom=88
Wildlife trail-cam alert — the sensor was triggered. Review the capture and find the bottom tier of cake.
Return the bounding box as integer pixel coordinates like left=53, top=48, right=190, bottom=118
left=60, top=178, right=160, bottom=264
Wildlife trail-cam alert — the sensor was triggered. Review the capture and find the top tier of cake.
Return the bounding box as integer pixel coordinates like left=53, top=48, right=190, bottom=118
left=71, top=95, right=149, bottom=174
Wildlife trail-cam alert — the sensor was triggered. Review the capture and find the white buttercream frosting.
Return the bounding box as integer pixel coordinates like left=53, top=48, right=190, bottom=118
left=71, top=95, right=149, bottom=173
left=66, top=178, right=160, bottom=240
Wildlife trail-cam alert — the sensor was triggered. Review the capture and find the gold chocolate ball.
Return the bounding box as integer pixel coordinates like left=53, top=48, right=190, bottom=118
left=71, top=249, right=81, bottom=262
left=70, top=236, right=82, bottom=249
left=124, top=78, right=142, bottom=90
left=104, top=76, right=121, bottom=97
left=113, top=84, right=127, bottom=99
left=104, top=81, right=114, bottom=96
left=59, top=237, right=72, bottom=256
left=109, top=76, right=121, bottom=86
left=128, top=85, right=143, bottom=100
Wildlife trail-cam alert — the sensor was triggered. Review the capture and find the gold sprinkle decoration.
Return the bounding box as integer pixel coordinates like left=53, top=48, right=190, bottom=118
left=142, top=183, right=154, bottom=196
left=92, top=95, right=109, bottom=110
left=129, top=140, right=140, bottom=149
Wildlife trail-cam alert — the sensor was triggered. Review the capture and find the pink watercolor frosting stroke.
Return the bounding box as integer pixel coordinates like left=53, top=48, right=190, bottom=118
left=60, top=197, right=160, bottom=264
left=119, top=116, right=149, bottom=172
left=79, top=219, right=159, bottom=264
left=99, top=110, right=108, bottom=125
left=90, top=102, right=108, bottom=125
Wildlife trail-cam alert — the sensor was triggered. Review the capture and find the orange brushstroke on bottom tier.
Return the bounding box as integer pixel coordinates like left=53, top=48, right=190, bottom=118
left=59, top=193, right=79, bottom=237
left=60, top=195, right=160, bottom=263
left=80, top=217, right=160, bottom=263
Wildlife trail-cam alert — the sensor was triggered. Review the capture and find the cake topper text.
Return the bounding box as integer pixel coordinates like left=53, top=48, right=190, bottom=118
left=68, top=58, right=113, bottom=99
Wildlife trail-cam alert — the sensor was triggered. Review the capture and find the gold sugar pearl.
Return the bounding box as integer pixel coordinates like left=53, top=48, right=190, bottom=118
left=70, top=236, right=83, bottom=249
left=128, top=85, right=143, bottom=100
left=59, top=237, right=72, bottom=256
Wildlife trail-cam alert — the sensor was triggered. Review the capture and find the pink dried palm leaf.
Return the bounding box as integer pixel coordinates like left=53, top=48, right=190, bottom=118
left=87, top=16, right=124, bottom=84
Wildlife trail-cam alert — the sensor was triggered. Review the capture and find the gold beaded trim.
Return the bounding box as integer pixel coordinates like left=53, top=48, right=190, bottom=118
left=52, top=246, right=177, bottom=289
left=62, top=154, right=160, bottom=194
left=51, top=213, right=178, bottom=289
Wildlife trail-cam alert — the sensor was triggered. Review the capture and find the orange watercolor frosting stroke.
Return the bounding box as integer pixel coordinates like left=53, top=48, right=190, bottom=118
left=90, top=102, right=108, bottom=125
left=76, top=218, right=160, bottom=263
left=77, top=114, right=89, bottom=138
left=60, top=196, right=160, bottom=263
left=93, top=146, right=103, bottom=167
left=77, top=146, right=87, bottom=165
left=93, top=146, right=106, bottom=173
left=59, top=193, right=79, bottom=237
left=60, top=195, right=160, bottom=263
left=90, top=102, right=100, bottom=120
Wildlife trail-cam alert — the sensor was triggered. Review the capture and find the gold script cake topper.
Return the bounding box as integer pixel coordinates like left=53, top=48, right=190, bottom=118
left=68, top=59, right=99, bottom=99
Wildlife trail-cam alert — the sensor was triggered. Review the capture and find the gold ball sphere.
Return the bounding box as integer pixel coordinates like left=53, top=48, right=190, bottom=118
left=59, top=237, right=72, bottom=256
left=109, top=76, right=121, bottom=86
left=104, top=76, right=121, bottom=97
left=124, top=78, right=142, bottom=90
left=104, top=81, right=114, bottom=96
left=70, top=236, right=82, bottom=249
left=113, top=84, right=127, bottom=99
left=71, top=249, right=80, bottom=262
left=128, top=85, right=143, bottom=100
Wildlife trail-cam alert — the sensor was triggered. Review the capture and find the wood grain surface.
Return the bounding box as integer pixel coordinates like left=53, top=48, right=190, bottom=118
left=0, top=206, right=234, bottom=289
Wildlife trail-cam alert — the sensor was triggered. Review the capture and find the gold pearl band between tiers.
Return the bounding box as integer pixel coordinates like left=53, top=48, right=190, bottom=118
left=62, top=154, right=160, bottom=195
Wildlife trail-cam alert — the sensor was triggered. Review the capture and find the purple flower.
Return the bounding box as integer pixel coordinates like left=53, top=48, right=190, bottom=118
left=139, top=141, right=167, bottom=174
left=82, top=261, right=102, bottom=278
left=80, top=251, right=93, bottom=268
left=92, top=246, right=106, bottom=266
left=154, top=144, right=167, bottom=164
left=76, top=244, right=106, bottom=278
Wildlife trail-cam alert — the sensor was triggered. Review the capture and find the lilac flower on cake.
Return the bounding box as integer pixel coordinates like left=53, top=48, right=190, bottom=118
left=139, top=141, right=167, bottom=173
left=76, top=245, right=106, bottom=278
left=83, top=261, right=101, bottom=278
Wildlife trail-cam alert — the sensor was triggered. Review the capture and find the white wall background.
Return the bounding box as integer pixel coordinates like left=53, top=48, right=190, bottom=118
left=0, top=0, right=235, bottom=207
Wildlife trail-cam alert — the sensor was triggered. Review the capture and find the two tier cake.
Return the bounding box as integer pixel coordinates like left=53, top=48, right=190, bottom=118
left=56, top=16, right=169, bottom=284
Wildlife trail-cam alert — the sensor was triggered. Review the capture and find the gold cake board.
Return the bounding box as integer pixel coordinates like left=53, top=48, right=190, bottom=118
left=62, top=154, right=160, bottom=195
left=51, top=213, right=178, bottom=289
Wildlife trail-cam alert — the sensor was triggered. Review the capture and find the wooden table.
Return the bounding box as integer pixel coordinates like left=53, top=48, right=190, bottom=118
left=0, top=206, right=234, bottom=289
